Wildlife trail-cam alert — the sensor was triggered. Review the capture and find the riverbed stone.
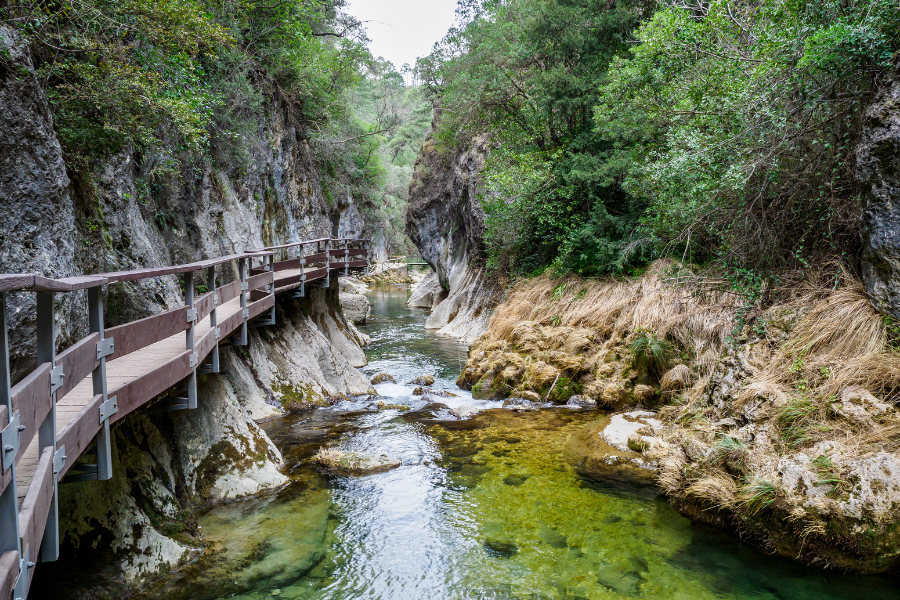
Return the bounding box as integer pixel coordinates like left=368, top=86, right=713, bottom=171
left=451, top=406, right=482, bottom=419
left=319, top=451, right=402, bottom=475
left=409, top=374, right=436, bottom=386
left=371, top=372, right=396, bottom=384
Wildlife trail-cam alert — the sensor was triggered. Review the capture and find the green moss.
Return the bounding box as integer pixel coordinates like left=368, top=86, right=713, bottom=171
left=547, top=376, right=582, bottom=404
left=276, top=382, right=326, bottom=409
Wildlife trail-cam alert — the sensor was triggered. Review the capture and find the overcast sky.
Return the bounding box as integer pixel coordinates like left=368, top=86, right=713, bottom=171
left=346, top=0, right=459, bottom=71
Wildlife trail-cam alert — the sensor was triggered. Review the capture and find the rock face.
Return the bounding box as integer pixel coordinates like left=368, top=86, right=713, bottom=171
left=407, top=271, right=444, bottom=309
left=0, top=28, right=374, bottom=595
left=857, top=54, right=900, bottom=318
left=406, top=127, right=496, bottom=342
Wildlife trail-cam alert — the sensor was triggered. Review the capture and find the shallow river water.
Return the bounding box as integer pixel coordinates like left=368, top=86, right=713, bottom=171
left=137, top=284, right=899, bottom=600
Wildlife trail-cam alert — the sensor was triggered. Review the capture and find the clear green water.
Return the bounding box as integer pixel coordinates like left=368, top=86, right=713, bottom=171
left=136, top=284, right=900, bottom=600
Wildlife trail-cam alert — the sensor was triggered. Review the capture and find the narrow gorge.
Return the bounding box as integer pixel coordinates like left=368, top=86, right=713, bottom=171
left=3, top=0, right=900, bottom=599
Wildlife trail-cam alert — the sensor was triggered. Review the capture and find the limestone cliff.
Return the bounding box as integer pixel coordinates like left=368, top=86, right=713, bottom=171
left=1, top=24, right=372, bottom=596
left=858, top=53, right=900, bottom=319
left=406, top=127, right=496, bottom=342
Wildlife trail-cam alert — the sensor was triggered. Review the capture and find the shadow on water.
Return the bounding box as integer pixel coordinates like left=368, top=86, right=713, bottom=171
left=131, top=283, right=900, bottom=600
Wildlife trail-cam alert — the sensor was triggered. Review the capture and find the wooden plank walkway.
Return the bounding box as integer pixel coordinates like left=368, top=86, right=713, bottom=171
left=0, top=238, right=369, bottom=599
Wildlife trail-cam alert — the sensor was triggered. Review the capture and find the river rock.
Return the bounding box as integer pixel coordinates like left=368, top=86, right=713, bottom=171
left=339, top=292, right=371, bottom=324
left=316, top=450, right=402, bottom=475
left=409, top=374, right=436, bottom=386
left=566, top=395, right=596, bottom=406
left=412, top=387, right=425, bottom=395
left=511, top=390, right=541, bottom=403
left=371, top=372, right=396, bottom=384
left=424, top=389, right=457, bottom=398
left=451, top=406, right=482, bottom=419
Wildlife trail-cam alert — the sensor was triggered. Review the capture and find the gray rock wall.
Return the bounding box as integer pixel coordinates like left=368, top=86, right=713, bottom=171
left=406, top=126, right=496, bottom=341
left=858, top=54, right=900, bottom=318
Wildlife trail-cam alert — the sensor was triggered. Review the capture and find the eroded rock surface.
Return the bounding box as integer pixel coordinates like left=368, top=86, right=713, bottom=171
left=406, top=126, right=497, bottom=341
left=858, top=53, right=900, bottom=318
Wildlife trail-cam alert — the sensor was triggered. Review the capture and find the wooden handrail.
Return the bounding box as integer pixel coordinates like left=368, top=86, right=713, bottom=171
left=0, top=236, right=369, bottom=598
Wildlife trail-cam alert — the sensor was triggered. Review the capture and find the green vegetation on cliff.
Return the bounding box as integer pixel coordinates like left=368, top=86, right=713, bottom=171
left=418, top=0, right=900, bottom=278
left=2, top=0, right=430, bottom=253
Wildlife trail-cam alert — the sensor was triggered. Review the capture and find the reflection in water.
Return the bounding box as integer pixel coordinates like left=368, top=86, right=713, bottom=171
left=137, top=283, right=899, bottom=600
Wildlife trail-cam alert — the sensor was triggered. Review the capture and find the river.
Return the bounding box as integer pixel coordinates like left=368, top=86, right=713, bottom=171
left=135, top=283, right=899, bottom=600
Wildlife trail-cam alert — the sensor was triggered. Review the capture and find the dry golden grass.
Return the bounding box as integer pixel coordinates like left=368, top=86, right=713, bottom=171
left=685, top=471, right=738, bottom=509
left=487, top=261, right=742, bottom=361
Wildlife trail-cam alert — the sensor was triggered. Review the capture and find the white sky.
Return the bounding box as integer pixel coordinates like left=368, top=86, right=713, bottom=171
left=346, top=0, right=459, bottom=71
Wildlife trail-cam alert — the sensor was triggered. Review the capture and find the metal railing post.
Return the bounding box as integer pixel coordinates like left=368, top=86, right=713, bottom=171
left=89, top=286, right=116, bottom=481
left=0, top=292, right=25, bottom=594
left=324, top=239, right=331, bottom=288
left=36, top=291, right=59, bottom=563
left=184, top=272, right=197, bottom=410
left=266, top=254, right=275, bottom=324
left=238, top=257, right=248, bottom=346
left=343, top=240, right=349, bottom=276
left=299, top=243, right=305, bottom=297
left=207, top=266, right=219, bottom=373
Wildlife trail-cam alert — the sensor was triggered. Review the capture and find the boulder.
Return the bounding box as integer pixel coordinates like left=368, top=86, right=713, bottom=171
left=339, top=292, right=371, bottom=324
left=450, top=406, right=482, bottom=419
left=409, top=374, right=435, bottom=386
left=371, top=372, right=396, bottom=384
left=314, top=449, right=401, bottom=475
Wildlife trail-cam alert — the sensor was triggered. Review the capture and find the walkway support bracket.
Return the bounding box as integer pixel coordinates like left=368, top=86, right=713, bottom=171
left=36, top=291, right=60, bottom=562
left=89, top=286, right=114, bottom=482
left=184, top=271, right=198, bottom=410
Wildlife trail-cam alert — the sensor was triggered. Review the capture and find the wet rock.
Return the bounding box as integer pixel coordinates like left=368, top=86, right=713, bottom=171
left=314, top=450, right=401, bottom=475
left=412, top=387, right=425, bottom=396
left=566, top=418, right=659, bottom=495
left=376, top=401, right=410, bottom=411
left=539, top=525, right=568, bottom=549
left=409, top=375, right=436, bottom=386
left=512, top=390, right=542, bottom=403
left=451, top=406, right=482, bottom=419
left=424, top=389, right=457, bottom=398
left=407, top=270, right=446, bottom=309
left=371, top=372, right=396, bottom=384
left=566, top=395, right=596, bottom=406
left=483, top=538, right=518, bottom=558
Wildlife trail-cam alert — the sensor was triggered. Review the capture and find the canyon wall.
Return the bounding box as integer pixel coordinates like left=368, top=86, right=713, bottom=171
left=405, top=127, right=496, bottom=342
left=1, top=24, right=371, bottom=597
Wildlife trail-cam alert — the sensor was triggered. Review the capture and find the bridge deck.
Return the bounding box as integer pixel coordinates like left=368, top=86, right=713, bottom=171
left=14, top=296, right=244, bottom=501
left=0, top=237, right=370, bottom=599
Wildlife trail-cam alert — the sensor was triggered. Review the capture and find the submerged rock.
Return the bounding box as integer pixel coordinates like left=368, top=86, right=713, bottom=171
left=371, top=372, right=396, bottom=384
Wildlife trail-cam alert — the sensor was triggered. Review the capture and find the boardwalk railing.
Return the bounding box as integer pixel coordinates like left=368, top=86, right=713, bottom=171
left=0, top=238, right=368, bottom=599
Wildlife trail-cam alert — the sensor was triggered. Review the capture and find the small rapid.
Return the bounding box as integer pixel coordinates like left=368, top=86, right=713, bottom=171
left=133, top=283, right=899, bottom=600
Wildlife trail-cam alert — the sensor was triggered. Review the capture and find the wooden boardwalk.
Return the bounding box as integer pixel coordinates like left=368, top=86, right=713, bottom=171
left=0, top=238, right=368, bottom=599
